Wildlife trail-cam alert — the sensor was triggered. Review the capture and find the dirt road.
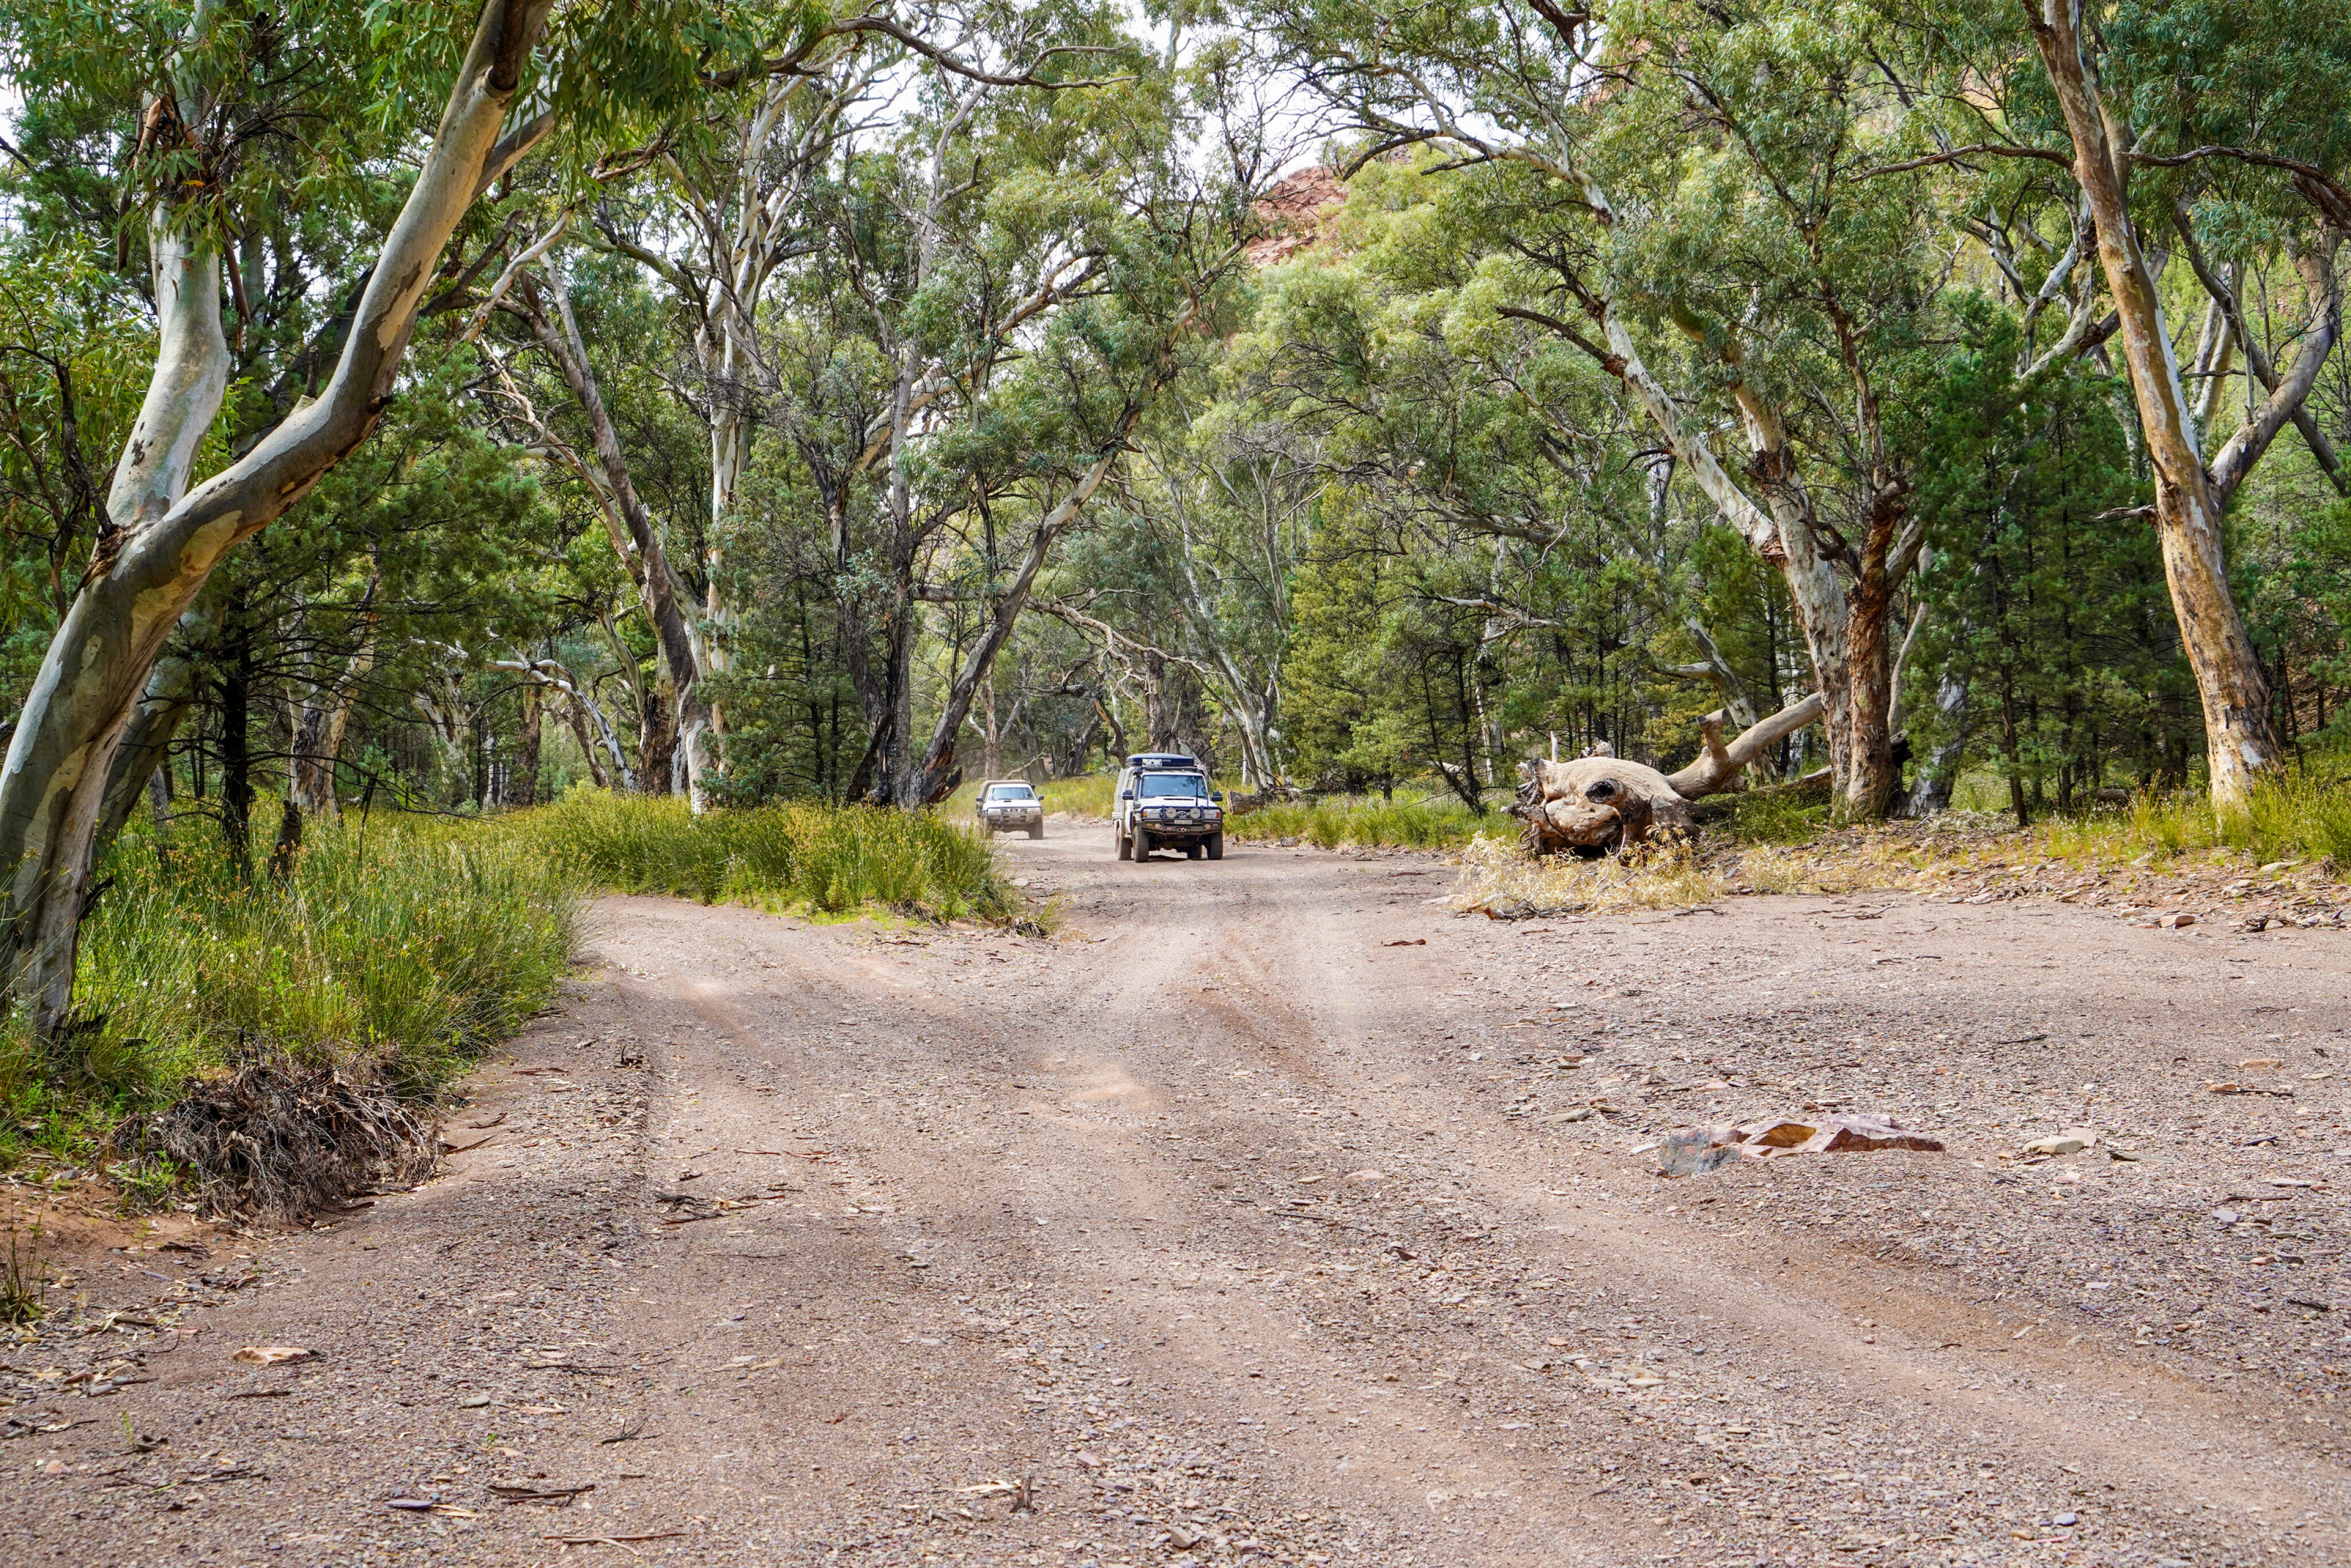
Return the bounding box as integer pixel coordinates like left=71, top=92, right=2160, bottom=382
left=7, top=826, right=2350, bottom=1567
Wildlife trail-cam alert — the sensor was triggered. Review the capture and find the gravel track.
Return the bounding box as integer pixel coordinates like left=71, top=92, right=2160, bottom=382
left=5, top=829, right=2348, bottom=1567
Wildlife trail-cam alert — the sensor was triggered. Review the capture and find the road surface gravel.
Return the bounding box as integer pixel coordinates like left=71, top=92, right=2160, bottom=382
left=5, top=829, right=2348, bottom=1567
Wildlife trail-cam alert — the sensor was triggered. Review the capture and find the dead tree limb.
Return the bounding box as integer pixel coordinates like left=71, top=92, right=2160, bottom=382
left=1511, top=693, right=1825, bottom=857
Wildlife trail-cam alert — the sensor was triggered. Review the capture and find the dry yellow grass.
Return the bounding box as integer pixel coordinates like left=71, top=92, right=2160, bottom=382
left=1448, top=832, right=1917, bottom=916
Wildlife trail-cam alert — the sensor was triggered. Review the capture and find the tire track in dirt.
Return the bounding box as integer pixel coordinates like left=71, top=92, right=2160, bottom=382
left=6, top=830, right=2346, bottom=1566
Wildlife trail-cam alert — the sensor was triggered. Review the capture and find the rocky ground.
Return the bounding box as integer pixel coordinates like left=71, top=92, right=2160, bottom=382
left=3, top=828, right=2346, bottom=1567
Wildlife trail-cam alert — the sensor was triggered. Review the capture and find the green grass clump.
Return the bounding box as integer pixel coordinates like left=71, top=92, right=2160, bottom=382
left=1, top=815, right=577, bottom=1174
left=1720, top=787, right=1833, bottom=845
left=1228, top=794, right=1487, bottom=849
left=2027, top=771, right=2351, bottom=868
left=3, top=791, right=1015, bottom=1182
left=498, top=790, right=1011, bottom=919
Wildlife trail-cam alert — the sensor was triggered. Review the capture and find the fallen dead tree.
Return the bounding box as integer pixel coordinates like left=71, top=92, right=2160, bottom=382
left=1510, top=693, right=1825, bottom=857
left=111, top=1062, right=439, bottom=1221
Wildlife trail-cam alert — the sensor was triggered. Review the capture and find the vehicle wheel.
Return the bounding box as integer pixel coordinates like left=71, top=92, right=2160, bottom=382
left=1134, top=826, right=1153, bottom=860
left=1185, top=843, right=1202, bottom=860
left=1116, top=827, right=1132, bottom=861
left=1027, top=822, right=1043, bottom=840
left=1206, top=833, right=1224, bottom=860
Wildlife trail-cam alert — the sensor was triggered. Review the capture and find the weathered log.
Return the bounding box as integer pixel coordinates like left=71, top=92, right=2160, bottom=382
left=1663, top=692, right=1826, bottom=798
left=1511, top=757, right=1693, bottom=857
left=1510, top=693, right=1824, bottom=857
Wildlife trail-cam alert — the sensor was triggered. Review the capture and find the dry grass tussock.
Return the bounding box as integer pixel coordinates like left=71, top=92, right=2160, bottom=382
left=109, top=1060, right=438, bottom=1222
left=1451, top=775, right=2351, bottom=926
left=1449, top=832, right=1915, bottom=917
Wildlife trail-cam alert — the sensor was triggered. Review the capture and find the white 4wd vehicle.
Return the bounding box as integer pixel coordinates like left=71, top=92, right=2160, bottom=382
left=1113, top=753, right=1225, bottom=861
left=976, top=780, right=1045, bottom=839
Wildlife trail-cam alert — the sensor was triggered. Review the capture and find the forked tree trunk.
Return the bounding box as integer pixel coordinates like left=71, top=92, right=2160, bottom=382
left=514, top=271, right=714, bottom=808
left=2026, top=0, right=2286, bottom=809
left=0, top=0, right=557, bottom=1035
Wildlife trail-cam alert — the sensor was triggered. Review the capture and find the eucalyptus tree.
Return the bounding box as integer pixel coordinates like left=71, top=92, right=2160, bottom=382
left=750, top=11, right=1260, bottom=808
left=0, top=0, right=762, bottom=1035
left=2001, top=0, right=2351, bottom=806
left=470, top=39, right=875, bottom=807
left=1047, top=383, right=1317, bottom=789
left=1256, top=0, right=2000, bottom=818
left=1219, top=153, right=1791, bottom=792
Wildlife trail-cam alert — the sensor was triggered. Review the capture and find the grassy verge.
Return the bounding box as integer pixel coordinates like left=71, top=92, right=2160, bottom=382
left=2024, top=775, right=2351, bottom=868
left=1228, top=793, right=1489, bottom=849
left=2, top=792, right=1014, bottom=1200
left=2, top=814, right=577, bottom=1181
left=496, top=791, right=1011, bottom=918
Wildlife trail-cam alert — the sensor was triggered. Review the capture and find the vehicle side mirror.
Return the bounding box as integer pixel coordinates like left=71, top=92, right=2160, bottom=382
left=1119, top=790, right=1134, bottom=801
left=1212, top=791, right=1224, bottom=802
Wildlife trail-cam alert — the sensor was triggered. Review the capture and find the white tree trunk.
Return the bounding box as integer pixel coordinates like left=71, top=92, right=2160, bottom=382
left=0, top=0, right=556, bottom=1033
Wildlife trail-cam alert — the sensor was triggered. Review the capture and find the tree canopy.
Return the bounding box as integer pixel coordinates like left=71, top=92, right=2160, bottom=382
left=6, top=0, right=2351, bottom=1019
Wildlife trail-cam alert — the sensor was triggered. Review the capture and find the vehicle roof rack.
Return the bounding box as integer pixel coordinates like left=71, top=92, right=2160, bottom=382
left=1126, top=752, right=1198, bottom=770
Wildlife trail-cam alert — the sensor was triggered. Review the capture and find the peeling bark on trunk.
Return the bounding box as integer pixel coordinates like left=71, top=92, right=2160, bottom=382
left=1906, top=669, right=1970, bottom=816
left=2026, top=0, right=2287, bottom=809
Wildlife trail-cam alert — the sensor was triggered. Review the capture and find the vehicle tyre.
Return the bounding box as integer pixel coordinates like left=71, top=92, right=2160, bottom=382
left=1027, top=822, right=1043, bottom=840
left=1185, top=843, right=1202, bottom=860
left=1116, top=827, right=1132, bottom=861
left=1134, top=826, right=1153, bottom=860
left=1206, top=832, right=1224, bottom=860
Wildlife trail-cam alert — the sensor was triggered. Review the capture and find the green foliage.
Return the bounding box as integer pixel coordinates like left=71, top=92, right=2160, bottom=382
left=2031, top=771, right=2351, bottom=870
left=0, top=243, right=148, bottom=715
left=1905, top=301, right=2187, bottom=813
left=0, top=814, right=577, bottom=1172
left=1228, top=793, right=1485, bottom=850
left=1722, top=789, right=1834, bottom=847
left=500, top=790, right=1011, bottom=919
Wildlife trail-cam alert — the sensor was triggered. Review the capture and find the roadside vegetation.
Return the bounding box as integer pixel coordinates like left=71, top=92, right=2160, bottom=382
left=1, top=814, right=577, bottom=1181
left=1, top=793, right=1009, bottom=1195
left=499, top=790, right=1010, bottom=919
left=2027, top=773, right=2351, bottom=871
left=1228, top=794, right=1485, bottom=850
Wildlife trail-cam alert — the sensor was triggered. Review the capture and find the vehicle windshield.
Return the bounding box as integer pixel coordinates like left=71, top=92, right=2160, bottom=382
left=1137, top=773, right=1208, bottom=799
left=984, top=785, right=1035, bottom=800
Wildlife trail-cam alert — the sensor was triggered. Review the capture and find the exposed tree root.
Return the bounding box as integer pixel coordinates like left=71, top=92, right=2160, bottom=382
left=112, top=1062, right=439, bottom=1222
